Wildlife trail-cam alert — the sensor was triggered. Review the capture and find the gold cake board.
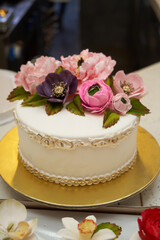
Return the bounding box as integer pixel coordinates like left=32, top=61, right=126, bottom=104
left=0, top=126, right=159, bottom=209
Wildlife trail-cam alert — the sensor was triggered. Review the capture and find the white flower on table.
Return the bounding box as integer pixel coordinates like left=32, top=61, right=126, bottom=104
left=57, top=215, right=116, bottom=240
left=0, top=199, right=38, bottom=240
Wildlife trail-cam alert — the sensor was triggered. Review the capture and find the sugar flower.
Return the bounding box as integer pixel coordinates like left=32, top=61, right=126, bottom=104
left=129, top=208, right=160, bottom=240
left=57, top=215, right=116, bottom=240
left=15, top=56, right=61, bottom=94
left=113, top=70, right=145, bottom=99
left=0, top=199, right=38, bottom=240
left=36, top=70, right=78, bottom=103
left=61, top=49, right=116, bottom=83
left=112, top=93, right=132, bottom=115
left=79, top=79, right=113, bottom=114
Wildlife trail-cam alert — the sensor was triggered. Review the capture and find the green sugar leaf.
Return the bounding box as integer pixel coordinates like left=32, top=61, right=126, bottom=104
left=22, top=92, right=47, bottom=107
left=103, top=108, right=120, bottom=128
left=128, top=98, right=150, bottom=116
left=104, top=75, right=114, bottom=90
left=45, top=101, right=63, bottom=115
left=7, top=86, right=31, bottom=102
left=93, top=222, right=122, bottom=239
left=66, top=95, right=85, bottom=116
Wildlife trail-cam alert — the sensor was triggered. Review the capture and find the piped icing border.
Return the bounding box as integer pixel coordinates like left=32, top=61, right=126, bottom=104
left=19, top=148, right=137, bottom=186
left=14, top=110, right=140, bottom=150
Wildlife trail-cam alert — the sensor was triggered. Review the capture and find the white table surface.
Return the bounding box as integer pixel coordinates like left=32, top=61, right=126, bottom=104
left=0, top=62, right=160, bottom=210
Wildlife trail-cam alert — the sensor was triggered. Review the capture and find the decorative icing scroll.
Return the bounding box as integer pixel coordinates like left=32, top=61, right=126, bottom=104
left=14, top=111, right=139, bottom=150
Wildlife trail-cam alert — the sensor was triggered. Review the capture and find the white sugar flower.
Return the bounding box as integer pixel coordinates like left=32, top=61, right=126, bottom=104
left=0, top=199, right=38, bottom=240
left=57, top=215, right=116, bottom=240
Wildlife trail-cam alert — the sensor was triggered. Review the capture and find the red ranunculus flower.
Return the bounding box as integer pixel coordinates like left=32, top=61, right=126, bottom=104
left=138, top=208, right=160, bottom=240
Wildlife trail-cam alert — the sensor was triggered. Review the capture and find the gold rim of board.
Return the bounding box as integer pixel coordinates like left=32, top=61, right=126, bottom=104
left=0, top=126, right=159, bottom=209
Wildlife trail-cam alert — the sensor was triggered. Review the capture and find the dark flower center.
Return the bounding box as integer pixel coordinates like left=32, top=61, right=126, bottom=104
left=121, top=97, right=127, bottom=104
left=88, top=84, right=101, bottom=96
left=51, top=82, right=67, bottom=98
left=78, top=57, right=84, bottom=67
left=120, top=81, right=134, bottom=95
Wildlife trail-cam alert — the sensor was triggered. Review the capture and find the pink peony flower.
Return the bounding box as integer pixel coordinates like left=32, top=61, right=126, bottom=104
left=61, top=49, right=116, bottom=84
left=79, top=79, right=113, bottom=114
left=113, top=70, right=145, bottom=99
left=15, top=56, right=61, bottom=94
left=112, top=93, right=132, bottom=115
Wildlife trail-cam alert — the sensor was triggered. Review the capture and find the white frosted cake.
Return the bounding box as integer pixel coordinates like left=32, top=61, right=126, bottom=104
left=8, top=50, right=149, bottom=186
left=14, top=102, right=139, bottom=186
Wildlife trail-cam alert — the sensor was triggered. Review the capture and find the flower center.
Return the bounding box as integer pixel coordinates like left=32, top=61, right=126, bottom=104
left=78, top=219, right=97, bottom=240
left=52, top=82, right=67, bottom=98
left=121, top=97, right=127, bottom=104
left=78, top=57, right=84, bottom=67
left=88, top=84, right=101, bottom=96
left=121, top=81, right=134, bottom=95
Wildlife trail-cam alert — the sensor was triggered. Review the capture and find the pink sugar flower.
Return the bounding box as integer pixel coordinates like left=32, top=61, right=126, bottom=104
left=112, top=93, right=132, bottom=115
left=79, top=79, right=113, bottom=114
left=15, top=56, right=61, bottom=94
left=61, top=49, right=116, bottom=84
left=113, top=70, right=145, bottom=99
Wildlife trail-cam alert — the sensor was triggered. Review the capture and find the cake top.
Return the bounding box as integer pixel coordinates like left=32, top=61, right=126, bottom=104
left=7, top=49, right=149, bottom=128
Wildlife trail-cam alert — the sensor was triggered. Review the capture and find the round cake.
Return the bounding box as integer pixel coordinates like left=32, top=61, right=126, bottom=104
left=14, top=102, right=139, bottom=186
left=7, top=50, right=149, bottom=186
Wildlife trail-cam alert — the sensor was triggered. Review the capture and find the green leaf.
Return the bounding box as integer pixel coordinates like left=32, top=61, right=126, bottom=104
left=93, top=222, right=122, bottom=239
left=104, top=75, right=114, bottom=90
left=66, top=95, right=85, bottom=116
left=45, top=101, right=63, bottom=115
left=7, top=86, right=31, bottom=102
left=128, top=98, right=150, bottom=116
left=55, top=66, right=65, bottom=74
left=103, top=108, right=120, bottom=128
left=22, top=92, right=47, bottom=107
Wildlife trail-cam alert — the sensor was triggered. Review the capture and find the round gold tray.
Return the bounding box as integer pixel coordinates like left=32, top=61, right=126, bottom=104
left=0, top=126, right=159, bottom=209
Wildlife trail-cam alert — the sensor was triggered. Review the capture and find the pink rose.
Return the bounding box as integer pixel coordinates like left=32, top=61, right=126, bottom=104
left=15, top=56, right=61, bottom=94
left=112, top=93, right=132, bottom=115
left=113, top=70, right=145, bottom=99
left=61, top=49, right=116, bottom=83
left=79, top=79, right=113, bottom=114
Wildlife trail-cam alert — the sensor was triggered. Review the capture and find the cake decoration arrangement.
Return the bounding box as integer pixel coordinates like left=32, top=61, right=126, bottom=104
left=57, top=215, right=122, bottom=240
left=0, top=199, right=38, bottom=240
left=6, top=49, right=150, bottom=186
left=7, top=49, right=149, bottom=129
left=129, top=208, right=160, bottom=240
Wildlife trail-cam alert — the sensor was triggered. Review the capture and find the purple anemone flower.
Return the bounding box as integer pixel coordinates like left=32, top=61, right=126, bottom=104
left=36, top=70, right=78, bottom=103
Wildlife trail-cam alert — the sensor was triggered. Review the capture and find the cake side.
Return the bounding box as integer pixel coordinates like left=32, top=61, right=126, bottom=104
left=15, top=103, right=139, bottom=186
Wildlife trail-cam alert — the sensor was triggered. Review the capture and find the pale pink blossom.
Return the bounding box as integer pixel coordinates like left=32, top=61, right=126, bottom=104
left=15, top=56, right=61, bottom=94
left=112, top=93, right=132, bottom=115
left=79, top=79, right=113, bottom=114
left=61, top=49, right=116, bottom=84
left=113, top=70, right=145, bottom=99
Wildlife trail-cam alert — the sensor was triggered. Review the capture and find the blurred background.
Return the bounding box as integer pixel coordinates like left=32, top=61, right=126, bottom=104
left=0, top=0, right=160, bottom=74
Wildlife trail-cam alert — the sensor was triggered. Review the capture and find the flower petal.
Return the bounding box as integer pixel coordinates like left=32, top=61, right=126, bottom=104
left=0, top=199, right=27, bottom=229
left=57, top=228, right=78, bottom=240
left=0, top=225, right=8, bottom=239
left=27, top=218, right=38, bottom=237
left=92, top=228, right=116, bottom=240
left=85, top=215, right=96, bottom=223
left=62, top=217, right=79, bottom=232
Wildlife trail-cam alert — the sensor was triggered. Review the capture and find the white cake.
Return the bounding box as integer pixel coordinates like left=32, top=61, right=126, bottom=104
left=14, top=102, right=139, bottom=186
